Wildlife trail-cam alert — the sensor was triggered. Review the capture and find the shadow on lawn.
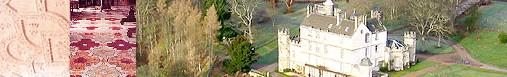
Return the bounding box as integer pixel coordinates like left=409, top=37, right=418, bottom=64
left=252, top=48, right=279, bottom=69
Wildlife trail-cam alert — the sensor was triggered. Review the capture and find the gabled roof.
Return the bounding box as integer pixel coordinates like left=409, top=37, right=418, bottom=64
left=366, top=18, right=386, bottom=32
left=387, top=40, right=404, bottom=49
left=323, top=0, right=334, bottom=5
left=301, top=14, right=356, bottom=36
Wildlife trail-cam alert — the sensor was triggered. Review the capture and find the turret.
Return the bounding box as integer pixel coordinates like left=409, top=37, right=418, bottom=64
left=335, top=9, right=342, bottom=25
left=306, top=5, right=312, bottom=17
left=363, top=15, right=367, bottom=26
left=349, top=9, right=357, bottom=20
left=278, top=28, right=291, bottom=72
left=323, top=0, right=334, bottom=16
left=403, top=31, right=416, bottom=65
left=354, top=14, right=358, bottom=30
left=370, top=9, right=382, bottom=19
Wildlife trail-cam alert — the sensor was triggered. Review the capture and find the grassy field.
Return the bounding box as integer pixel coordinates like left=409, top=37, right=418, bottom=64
left=457, top=1, right=507, bottom=32
left=253, top=2, right=307, bottom=65
left=419, top=64, right=507, bottom=77
left=454, top=1, right=507, bottom=69
left=459, top=30, right=507, bottom=69
left=388, top=60, right=440, bottom=77
left=416, top=40, right=454, bottom=54
left=477, top=1, right=507, bottom=32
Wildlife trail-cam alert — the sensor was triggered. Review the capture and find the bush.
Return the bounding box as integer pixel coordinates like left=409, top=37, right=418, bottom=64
left=499, top=33, right=507, bottom=43
left=202, top=0, right=231, bottom=22
left=464, top=4, right=481, bottom=32
left=222, top=36, right=257, bottom=74
left=282, top=68, right=294, bottom=72
left=449, top=34, right=464, bottom=42
left=222, top=59, right=236, bottom=74
left=380, top=64, right=389, bottom=72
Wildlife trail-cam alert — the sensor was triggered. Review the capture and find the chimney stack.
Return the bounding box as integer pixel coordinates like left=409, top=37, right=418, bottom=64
left=364, top=15, right=367, bottom=25
left=354, top=15, right=358, bottom=29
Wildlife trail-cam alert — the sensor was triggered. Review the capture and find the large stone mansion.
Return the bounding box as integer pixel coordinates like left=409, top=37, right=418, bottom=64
left=277, top=0, right=417, bottom=77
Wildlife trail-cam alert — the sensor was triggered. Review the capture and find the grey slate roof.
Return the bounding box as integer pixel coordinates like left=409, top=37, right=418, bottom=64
left=366, top=19, right=386, bottom=32
left=387, top=40, right=404, bottom=49
left=301, top=14, right=356, bottom=36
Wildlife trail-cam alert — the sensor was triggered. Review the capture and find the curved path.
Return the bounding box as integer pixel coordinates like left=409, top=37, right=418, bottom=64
left=396, top=34, right=507, bottom=77
left=388, top=25, right=507, bottom=77
left=426, top=36, right=507, bottom=72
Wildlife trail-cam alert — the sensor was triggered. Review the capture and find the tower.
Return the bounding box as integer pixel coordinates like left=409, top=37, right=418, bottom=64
left=403, top=31, right=416, bottom=65
left=278, top=28, right=291, bottom=72
left=370, top=9, right=382, bottom=19
left=306, top=5, right=313, bottom=17
left=323, top=0, right=334, bottom=16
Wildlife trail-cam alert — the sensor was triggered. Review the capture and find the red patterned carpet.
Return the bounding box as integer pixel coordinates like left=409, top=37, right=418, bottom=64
left=70, top=6, right=136, bottom=77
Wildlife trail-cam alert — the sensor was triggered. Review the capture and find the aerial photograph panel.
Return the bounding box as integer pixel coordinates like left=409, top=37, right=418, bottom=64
left=135, top=0, right=507, bottom=77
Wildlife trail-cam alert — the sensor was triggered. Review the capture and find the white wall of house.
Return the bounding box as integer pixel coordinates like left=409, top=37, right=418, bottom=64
left=282, top=23, right=388, bottom=77
left=278, top=1, right=415, bottom=77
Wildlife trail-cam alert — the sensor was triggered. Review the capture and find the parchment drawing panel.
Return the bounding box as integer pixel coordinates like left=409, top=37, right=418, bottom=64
left=0, top=0, right=70, bottom=76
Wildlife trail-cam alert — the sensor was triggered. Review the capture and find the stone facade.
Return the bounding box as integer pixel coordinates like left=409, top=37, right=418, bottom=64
left=404, top=32, right=417, bottom=65
left=0, top=0, right=70, bottom=76
left=278, top=0, right=416, bottom=77
left=386, top=32, right=416, bottom=71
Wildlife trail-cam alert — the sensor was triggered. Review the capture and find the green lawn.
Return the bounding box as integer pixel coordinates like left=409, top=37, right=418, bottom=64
left=253, top=2, right=308, bottom=65
left=451, top=0, right=507, bottom=70
left=457, top=1, right=507, bottom=32
left=388, top=60, right=440, bottom=77
left=416, top=39, right=454, bottom=54
left=459, top=30, right=507, bottom=69
left=419, top=64, right=507, bottom=77
left=479, top=1, right=507, bottom=32
left=391, top=1, right=507, bottom=77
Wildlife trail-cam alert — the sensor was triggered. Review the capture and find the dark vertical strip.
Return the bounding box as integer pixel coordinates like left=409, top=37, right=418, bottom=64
left=49, top=38, right=54, bottom=63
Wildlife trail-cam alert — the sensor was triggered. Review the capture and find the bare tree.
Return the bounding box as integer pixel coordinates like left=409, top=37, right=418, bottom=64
left=205, top=5, right=221, bottom=50
left=379, top=0, right=409, bottom=25
left=408, top=0, right=458, bottom=47
left=285, top=0, right=294, bottom=13
left=139, top=0, right=220, bottom=76
left=270, top=0, right=278, bottom=8
left=203, top=5, right=221, bottom=75
left=228, top=0, right=259, bottom=43
left=349, top=0, right=373, bottom=14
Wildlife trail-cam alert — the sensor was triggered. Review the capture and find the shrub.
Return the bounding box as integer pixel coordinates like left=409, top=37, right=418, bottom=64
left=449, top=34, right=464, bottom=42
left=464, top=4, right=481, bottom=32
left=282, top=68, right=294, bottom=72
left=222, top=36, right=257, bottom=74
left=380, top=64, right=389, bottom=72
left=499, top=33, right=507, bottom=43
left=222, top=59, right=236, bottom=74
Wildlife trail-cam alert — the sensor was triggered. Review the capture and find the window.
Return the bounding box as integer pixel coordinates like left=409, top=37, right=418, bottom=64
left=376, top=34, right=379, bottom=40
left=365, top=33, right=370, bottom=43
left=375, top=45, right=378, bottom=53
left=365, top=48, right=369, bottom=57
